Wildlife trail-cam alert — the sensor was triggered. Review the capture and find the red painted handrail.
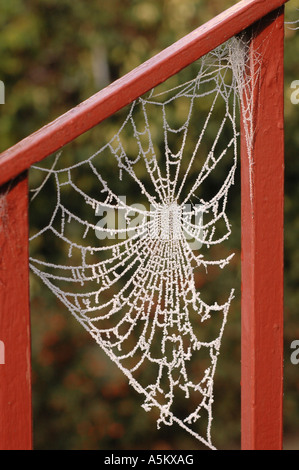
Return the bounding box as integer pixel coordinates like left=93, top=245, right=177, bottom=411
left=0, top=0, right=289, bottom=186
left=0, top=0, right=288, bottom=450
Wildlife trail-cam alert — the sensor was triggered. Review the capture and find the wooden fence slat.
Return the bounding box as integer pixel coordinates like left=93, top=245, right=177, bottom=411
left=241, top=7, right=285, bottom=450
left=0, top=173, right=32, bottom=450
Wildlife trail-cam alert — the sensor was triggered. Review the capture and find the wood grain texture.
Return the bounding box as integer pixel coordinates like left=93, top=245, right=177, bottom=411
left=241, top=7, right=284, bottom=450
left=0, top=173, right=32, bottom=449
left=0, top=0, right=289, bottom=187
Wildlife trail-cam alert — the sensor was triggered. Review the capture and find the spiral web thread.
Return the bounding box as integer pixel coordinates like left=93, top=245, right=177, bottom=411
left=29, top=37, right=259, bottom=449
left=285, top=8, right=299, bottom=30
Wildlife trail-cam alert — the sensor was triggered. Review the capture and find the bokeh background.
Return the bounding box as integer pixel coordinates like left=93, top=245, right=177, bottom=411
left=1, top=0, right=299, bottom=450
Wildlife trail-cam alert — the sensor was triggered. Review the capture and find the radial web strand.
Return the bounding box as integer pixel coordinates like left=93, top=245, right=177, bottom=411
left=29, top=37, right=250, bottom=449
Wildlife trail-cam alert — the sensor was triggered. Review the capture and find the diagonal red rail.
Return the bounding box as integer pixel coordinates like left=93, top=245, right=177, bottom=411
left=0, top=0, right=289, bottom=186
left=0, top=0, right=288, bottom=450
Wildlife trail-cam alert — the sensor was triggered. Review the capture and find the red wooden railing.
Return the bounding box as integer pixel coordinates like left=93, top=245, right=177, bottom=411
left=240, top=9, right=285, bottom=449
left=0, top=0, right=287, bottom=450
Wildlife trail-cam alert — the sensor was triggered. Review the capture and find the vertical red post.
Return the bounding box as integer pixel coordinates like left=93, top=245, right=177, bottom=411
left=241, top=8, right=284, bottom=450
left=0, top=173, right=32, bottom=450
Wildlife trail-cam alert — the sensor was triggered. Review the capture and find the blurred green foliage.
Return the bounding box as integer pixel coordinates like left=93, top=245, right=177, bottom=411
left=1, top=0, right=299, bottom=450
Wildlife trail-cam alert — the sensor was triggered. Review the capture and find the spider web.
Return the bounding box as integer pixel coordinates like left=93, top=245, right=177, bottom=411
left=29, top=38, right=249, bottom=449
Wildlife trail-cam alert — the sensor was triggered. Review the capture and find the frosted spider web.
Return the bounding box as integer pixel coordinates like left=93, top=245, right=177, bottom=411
left=285, top=8, right=299, bottom=30
left=29, top=37, right=251, bottom=450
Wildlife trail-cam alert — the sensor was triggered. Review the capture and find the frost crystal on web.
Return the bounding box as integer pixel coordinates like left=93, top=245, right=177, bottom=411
left=29, top=38, right=247, bottom=449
